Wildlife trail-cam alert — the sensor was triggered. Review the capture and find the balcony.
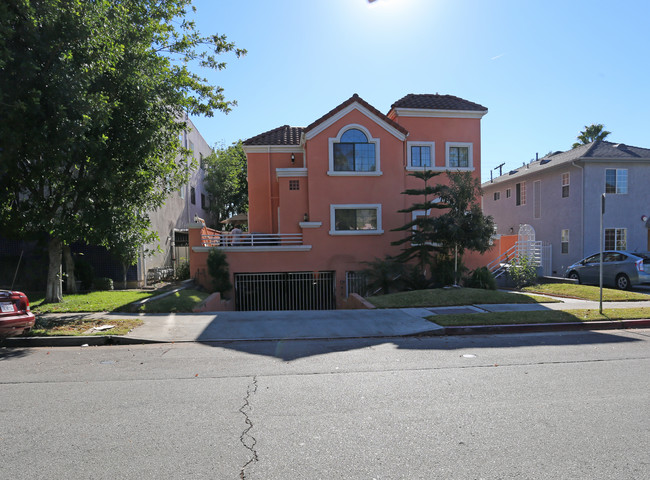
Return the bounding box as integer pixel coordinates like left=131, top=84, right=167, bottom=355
left=195, top=228, right=311, bottom=252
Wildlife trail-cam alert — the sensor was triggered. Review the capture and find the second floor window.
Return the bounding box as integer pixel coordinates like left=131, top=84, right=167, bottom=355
left=516, top=181, right=526, bottom=206
left=494, top=191, right=500, bottom=201
left=446, top=142, right=472, bottom=169
left=333, top=129, right=376, bottom=172
left=562, top=172, right=570, bottom=197
left=190, top=187, right=196, bottom=205
left=411, top=146, right=431, bottom=168
left=605, top=169, right=627, bottom=194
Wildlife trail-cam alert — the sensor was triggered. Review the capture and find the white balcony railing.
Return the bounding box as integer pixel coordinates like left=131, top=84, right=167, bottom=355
left=201, top=232, right=303, bottom=248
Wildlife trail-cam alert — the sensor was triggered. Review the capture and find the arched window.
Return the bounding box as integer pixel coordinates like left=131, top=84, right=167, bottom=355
left=333, top=128, right=376, bottom=172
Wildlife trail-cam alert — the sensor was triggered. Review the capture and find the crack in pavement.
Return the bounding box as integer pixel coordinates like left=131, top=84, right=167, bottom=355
left=239, top=375, right=258, bottom=479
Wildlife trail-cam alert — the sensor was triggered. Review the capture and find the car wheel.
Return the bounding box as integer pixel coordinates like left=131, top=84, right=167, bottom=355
left=616, top=273, right=630, bottom=290
left=568, top=271, right=580, bottom=284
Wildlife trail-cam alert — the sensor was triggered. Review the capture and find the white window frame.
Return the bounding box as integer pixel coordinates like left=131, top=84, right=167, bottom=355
left=561, top=172, right=570, bottom=198
left=406, top=141, right=435, bottom=171
left=561, top=229, right=569, bottom=254
left=605, top=168, right=628, bottom=194
left=493, top=191, right=500, bottom=201
left=328, top=124, right=381, bottom=176
left=445, top=142, right=473, bottom=171
left=506, top=188, right=511, bottom=199
left=329, top=204, right=383, bottom=235
left=604, top=228, right=627, bottom=250
left=516, top=181, right=526, bottom=206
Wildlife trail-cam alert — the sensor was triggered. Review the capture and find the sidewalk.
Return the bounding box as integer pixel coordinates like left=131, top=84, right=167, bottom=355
left=3, top=296, right=650, bottom=347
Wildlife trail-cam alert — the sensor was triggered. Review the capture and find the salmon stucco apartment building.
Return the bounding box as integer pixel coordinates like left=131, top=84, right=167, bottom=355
left=189, top=93, right=491, bottom=310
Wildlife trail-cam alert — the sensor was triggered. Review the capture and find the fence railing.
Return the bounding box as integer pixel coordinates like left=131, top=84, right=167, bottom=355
left=487, top=240, right=543, bottom=277
left=201, top=231, right=303, bottom=248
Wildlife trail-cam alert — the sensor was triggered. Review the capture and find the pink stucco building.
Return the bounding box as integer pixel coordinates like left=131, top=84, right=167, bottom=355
left=190, top=93, right=491, bottom=309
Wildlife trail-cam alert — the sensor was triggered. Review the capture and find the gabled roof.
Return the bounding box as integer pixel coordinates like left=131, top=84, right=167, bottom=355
left=484, top=141, right=650, bottom=186
left=304, top=93, right=409, bottom=137
left=243, top=125, right=304, bottom=146
left=390, top=94, right=488, bottom=112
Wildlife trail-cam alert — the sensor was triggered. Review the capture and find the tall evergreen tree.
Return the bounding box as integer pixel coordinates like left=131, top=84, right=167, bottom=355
left=391, top=170, right=446, bottom=276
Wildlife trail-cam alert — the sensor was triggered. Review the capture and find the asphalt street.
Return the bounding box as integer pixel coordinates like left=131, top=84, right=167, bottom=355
left=2, top=329, right=649, bottom=479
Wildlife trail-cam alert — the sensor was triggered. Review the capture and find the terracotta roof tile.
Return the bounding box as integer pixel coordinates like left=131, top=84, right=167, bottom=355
left=304, top=93, right=409, bottom=136
left=390, top=94, right=487, bottom=112
left=243, top=125, right=304, bottom=146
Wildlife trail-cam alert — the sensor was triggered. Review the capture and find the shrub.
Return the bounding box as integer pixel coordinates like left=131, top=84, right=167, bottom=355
left=361, top=256, right=406, bottom=295
left=465, top=267, right=497, bottom=290
left=207, top=248, right=232, bottom=296
left=93, top=277, right=114, bottom=291
left=175, top=260, right=190, bottom=280
left=509, top=255, right=538, bottom=289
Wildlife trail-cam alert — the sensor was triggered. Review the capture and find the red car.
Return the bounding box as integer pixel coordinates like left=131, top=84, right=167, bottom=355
left=0, top=290, right=36, bottom=337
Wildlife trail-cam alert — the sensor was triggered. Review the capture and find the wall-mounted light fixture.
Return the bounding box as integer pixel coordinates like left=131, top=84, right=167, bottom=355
left=303, top=213, right=309, bottom=222
left=642, top=215, right=648, bottom=222
left=291, top=153, right=295, bottom=164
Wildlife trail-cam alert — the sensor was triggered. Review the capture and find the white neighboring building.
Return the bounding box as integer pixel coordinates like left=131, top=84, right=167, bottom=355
left=137, top=114, right=213, bottom=285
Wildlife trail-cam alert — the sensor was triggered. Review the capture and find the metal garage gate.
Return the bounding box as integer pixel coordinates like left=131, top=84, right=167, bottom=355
left=234, top=271, right=336, bottom=311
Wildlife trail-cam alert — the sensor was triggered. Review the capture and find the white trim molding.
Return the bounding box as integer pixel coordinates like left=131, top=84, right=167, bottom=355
left=306, top=102, right=407, bottom=141
left=242, top=145, right=304, bottom=154
left=328, top=124, right=382, bottom=176
left=192, top=245, right=312, bottom=253
left=276, top=168, right=308, bottom=178
left=406, top=141, right=435, bottom=171
left=329, top=203, right=383, bottom=235
left=299, top=221, right=322, bottom=229
left=392, top=107, right=487, bottom=119
left=445, top=142, right=474, bottom=171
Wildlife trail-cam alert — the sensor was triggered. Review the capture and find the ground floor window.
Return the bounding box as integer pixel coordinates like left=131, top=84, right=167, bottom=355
left=561, top=229, right=569, bottom=254
left=330, top=204, right=382, bottom=235
left=605, top=228, right=627, bottom=250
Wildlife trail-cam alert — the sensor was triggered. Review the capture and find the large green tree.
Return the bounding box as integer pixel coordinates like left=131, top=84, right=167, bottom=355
left=432, top=172, right=495, bottom=284
left=572, top=124, right=611, bottom=148
left=204, top=141, right=248, bottom=226
left=0, top=0, right=244, bottom=302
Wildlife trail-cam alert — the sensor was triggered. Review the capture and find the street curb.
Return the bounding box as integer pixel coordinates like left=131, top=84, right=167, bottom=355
left=1, top=335, right=163, bottom=348
left=442, top=318, right=650, bottom=336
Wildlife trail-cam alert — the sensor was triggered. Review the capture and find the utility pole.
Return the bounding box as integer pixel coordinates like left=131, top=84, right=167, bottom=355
left=599, top=193, right=605, bottom=314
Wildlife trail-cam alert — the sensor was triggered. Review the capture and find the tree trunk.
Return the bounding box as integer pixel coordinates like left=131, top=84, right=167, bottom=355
left=46, top=237, right=63, bottom=303
left=63, top=245, right=77, bottom=294
left=122, top=262, right=128, bottom=290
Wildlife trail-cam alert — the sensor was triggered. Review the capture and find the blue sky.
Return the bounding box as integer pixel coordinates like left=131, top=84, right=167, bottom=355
left=186, top=0, right=650, bottom=183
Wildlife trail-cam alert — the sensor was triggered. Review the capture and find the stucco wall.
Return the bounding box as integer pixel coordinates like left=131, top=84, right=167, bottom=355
left=583, top=162, right=650, bottom=254
left=483, top=163, right=584, bottom=275
left=140, top=116, right=213, bottom=282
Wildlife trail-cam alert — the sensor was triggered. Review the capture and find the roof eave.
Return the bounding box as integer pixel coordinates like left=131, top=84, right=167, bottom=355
left=390, top=107, right=487, bottom=119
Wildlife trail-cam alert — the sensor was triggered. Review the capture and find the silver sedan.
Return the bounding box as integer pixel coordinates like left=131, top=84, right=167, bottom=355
left=565, top=251, right=650, bottom=290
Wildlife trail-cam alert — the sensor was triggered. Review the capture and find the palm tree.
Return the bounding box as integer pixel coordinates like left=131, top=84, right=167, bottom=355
left=572, top=124, right=611, bottom=148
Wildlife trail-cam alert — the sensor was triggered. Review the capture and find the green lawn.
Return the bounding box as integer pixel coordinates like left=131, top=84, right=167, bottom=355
left=30, top=290, right=160, bottom=313
left=27, top=317, right=143, bottom=336
left=129, top=289, right=209, bottom=313
left=430, top=307, right=650, bottom=326
left=522, top=283, right=650, bottom=301
left=367, top=288, right=553, bottom=309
